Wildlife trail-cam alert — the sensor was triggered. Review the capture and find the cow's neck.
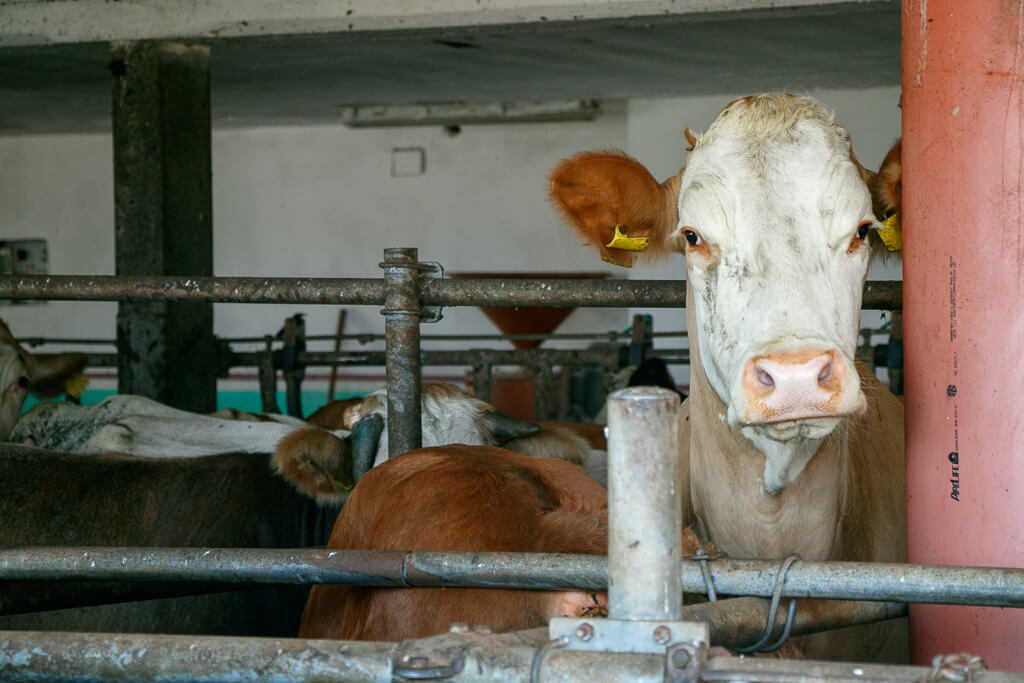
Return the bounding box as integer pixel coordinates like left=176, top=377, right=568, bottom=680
left=684, top=285, right=847, bottom=562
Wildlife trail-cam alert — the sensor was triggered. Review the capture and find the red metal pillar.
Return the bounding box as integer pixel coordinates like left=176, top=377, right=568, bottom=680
left=902, top=0, right=1024, bottom=670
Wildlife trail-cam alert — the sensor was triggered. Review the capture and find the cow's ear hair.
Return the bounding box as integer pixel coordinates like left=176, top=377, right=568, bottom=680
left=548, top=150, right=682, bottom=267
left=868, top=139, right=902, bottom=262
left=273, top=428, right=354, bottom=505
left=873, top=139, right=902, bottom=220
left=22, top=352, right=89, bottom=398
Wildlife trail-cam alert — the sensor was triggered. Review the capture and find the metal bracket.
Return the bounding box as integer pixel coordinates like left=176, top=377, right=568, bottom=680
left=665, top=641, right=706, bottom=683
left=391, top=639, right=467, bottom=680
left=549, top=617, right=709, bottom=655
left=420, top=261, right=444, bottom=323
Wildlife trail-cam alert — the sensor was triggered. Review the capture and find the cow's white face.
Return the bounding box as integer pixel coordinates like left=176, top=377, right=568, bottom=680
left=0, top=343, right=29, bottom=442
left=343, top=383, right=538, bottom=466
left=674, top=95, right=875, bottom=493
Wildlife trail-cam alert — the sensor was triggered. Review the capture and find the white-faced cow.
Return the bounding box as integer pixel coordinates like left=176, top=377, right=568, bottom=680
left=296, top=382, right=597, bottom=476
left=549, top=93, right=907, bottom=663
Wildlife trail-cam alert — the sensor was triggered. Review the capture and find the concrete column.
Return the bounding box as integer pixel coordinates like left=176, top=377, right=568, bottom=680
left=111, top=41, right=216, bottom=412
left=902, top=0, right=1024, bottom=670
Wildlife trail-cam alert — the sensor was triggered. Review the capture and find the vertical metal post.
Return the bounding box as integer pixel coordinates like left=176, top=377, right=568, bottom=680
left=381, top=248, right=423, bottom=459
left=532, top=362, right=552, bottom=419
left=257, top=336, right=279, bottom=414
left=472, top=363, right=493, bottom=402
left=281, top=314, right=306, bottom=418
left=111, top=41, right=216, bottom=413
left=903, top=0, right=1024, bottom=668
left=606, top=387, right=683, bottom=620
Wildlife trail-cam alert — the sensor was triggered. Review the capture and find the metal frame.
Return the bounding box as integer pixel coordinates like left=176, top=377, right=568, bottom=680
left=4, top=253, right=1007, bottom=681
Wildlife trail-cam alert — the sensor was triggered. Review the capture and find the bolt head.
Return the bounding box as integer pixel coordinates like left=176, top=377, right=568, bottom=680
left=653, top=625, right=672, bottom=644
left=575, top=622, right=594, bottom=641
left=671, top=648, right=691, bottom=668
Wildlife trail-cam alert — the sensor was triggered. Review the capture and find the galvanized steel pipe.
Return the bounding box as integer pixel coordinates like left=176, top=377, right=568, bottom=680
left=3, top=629, right=1017, bottom=683
left=606, top=387, right=683, bottom=620
left=0, top=275, right=903, bottom=310
left=2, top=549, right=1022, bottom=609
left=381, top=248, right=423, bottom=458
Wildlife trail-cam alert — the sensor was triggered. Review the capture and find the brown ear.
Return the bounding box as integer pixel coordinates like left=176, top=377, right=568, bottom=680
left=22, top=352, right=88, bottom=398
left=0, top=318, right=89, bottom=399
left=873, top=139, right=902, bottom=219
left=272, top=428, right=354, bottom=505
left=549, top=151, right=682, bottom=267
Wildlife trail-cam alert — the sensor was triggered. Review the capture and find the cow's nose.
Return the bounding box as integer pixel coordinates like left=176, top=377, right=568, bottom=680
left=742, top=349, right=847, bottom=423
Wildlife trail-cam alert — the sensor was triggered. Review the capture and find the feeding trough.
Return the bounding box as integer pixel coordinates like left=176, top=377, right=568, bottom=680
left=448, top=272, right=609, bottom=349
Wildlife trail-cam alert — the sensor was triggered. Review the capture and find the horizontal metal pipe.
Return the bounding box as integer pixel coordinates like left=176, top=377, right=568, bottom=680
left=1, top=548, right=1020, bottom=608
left=88, top=347, right=688, bottom=371
left=229, top=347, right=633, bottom=369
left=3, top=629, right=1016, bottom=683
left=0, top=275, right=903, bottom=309
left=0, top=275, right=388, bottom=305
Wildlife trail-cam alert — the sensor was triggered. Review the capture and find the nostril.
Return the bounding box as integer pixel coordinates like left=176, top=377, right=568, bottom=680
left=818, top=361, right=833, bottom=385
left=17, top=376, right=28, bottom=389
left=755, top=367, right=774, bottom=388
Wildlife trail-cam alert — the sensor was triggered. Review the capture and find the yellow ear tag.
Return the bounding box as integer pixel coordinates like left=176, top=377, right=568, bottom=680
left=605, top=224, right=650, bottom=252
left=877, top=214, right=902, bottom=252
left=65, top=373, right=89, bottom=400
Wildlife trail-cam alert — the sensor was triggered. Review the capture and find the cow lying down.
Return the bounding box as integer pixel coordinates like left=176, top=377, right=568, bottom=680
left=281, top=382, right=605, bottom=492
left=294, top=445, right=610, bottom=641
left=11, top=394, right=353, bottom=458
left=0, top=441, right=367, bottom=635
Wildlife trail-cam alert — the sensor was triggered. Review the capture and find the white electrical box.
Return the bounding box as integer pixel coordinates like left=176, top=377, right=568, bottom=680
left=0, top=239, right=48, bottom=305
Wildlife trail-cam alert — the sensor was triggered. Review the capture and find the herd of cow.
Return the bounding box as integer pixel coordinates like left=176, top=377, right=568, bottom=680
left=1, top=94, right=909, bottom=665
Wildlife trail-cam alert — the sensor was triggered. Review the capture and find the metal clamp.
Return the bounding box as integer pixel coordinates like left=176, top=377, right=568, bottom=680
left=392, top=640, right=468, bottom=680
left=549, top=617, right=708, bottom=655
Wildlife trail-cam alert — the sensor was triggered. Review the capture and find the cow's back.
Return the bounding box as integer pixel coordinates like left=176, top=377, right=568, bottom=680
left=300, top=446, right=608, bottom=641
left=0, top=445, right=340, bottom=635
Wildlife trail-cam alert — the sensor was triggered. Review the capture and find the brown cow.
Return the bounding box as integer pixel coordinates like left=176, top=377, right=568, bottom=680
left=297, top=446, right=609, bottom=640
left=286, top=382, right=598, bottom=477
left=549, top=93, right=907, bottom=663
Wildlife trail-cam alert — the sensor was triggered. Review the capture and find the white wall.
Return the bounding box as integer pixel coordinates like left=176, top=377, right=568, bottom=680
left=0, top=89, right=902, bottom=393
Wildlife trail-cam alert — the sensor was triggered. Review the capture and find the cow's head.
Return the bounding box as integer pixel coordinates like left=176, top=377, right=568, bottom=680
left=551, top=94, right=882, bottom=493
left=0, top=319, right=89, bottom=442
left=342, top=382, right=539, bottom=466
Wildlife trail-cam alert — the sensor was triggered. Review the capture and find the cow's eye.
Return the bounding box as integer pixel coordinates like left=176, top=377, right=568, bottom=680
left=17, top=376, right=28, bottom=389
left=684, top=229, right=702, bottom=246
left=855, top=222, right=871, bottom=241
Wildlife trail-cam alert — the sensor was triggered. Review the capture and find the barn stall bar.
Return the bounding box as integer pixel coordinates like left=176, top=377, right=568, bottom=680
left=2, top=0, right=1018, bottom=678
left=1, top=265, right=1019, bottom=681
left=0, top=385, right=1019, bottom=681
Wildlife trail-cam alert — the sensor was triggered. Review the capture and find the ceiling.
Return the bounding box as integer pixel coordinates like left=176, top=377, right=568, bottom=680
left=0, top=1, right=900, bottom=134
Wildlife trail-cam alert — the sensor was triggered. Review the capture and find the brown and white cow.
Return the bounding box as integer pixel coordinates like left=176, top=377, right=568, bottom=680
left=0, top=318, right=87, bottom=442
left=297, top=445, right=609, bottom=641
left=549, top=93, right=907, bottom=663
left=292, top=382, right=598, bottom=477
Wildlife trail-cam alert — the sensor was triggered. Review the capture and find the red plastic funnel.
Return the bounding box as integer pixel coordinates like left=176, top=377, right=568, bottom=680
left=449, top=272, right=609, bottom=349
